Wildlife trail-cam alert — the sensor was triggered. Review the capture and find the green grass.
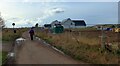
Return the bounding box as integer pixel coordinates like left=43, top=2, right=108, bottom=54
left=0, top=51, right=8, bottom=65
left=0, top=52, right=2, bottom=65
left=2, top=52, right=8, bottom=63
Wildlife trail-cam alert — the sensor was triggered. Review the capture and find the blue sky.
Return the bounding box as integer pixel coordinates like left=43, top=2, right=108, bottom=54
left=0, top=0, right=119, bottom=28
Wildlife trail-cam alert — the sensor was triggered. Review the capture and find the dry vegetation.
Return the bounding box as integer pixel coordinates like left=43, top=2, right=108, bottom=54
left=36, top=29, right=120, bottom=64
left=0, top=32, right=1, bottom=41
left=1, top=28, right=28, bottom=64
left=2, top=28, right=28, bottom=41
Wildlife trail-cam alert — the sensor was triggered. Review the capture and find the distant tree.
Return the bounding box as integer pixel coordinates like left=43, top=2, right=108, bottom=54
left=35, top=23, right=38, bottom=28
left=12, top=23, right=15, bottom=29
left=0, top=16, right=5, bottom=28
left=118, top=25, right=120, bottom=28
left=12, top=23, right=15, bottom=26
left=111, top=25, right=115, bottom=28
left=2, top=22, right=5, bottom=28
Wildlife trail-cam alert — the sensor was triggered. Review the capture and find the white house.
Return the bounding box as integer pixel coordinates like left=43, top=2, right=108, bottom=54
left=61, top=18, right=86, bottom=29
left=51, top=20, right=61, bottom=27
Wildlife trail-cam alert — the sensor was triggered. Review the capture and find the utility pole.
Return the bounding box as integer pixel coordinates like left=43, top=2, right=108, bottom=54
left=12, top=23, right=16, bottom=33
left=12, top=23, right=15, bottom=29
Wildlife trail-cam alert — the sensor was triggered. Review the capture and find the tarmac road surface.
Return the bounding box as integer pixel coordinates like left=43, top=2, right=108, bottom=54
left=15, top=31, right=84, bottom=64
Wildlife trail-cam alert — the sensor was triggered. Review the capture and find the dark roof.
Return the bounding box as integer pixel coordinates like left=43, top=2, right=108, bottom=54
left=51, top=20, right=58, bottom=24
left=44, top=24, right=51, bottom=27
left=72, top=20, right=86, bottom=26
left=62, top=18, right=71, bottom=23
left=51, top=20, right=61, bottom=25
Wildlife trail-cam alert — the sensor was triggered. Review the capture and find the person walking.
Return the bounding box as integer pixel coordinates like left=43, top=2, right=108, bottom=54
left=29, top=27, right=35, bottom=40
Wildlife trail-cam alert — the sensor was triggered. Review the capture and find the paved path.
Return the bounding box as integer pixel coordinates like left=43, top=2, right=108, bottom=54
left=15, top=31, right=84, bottom=64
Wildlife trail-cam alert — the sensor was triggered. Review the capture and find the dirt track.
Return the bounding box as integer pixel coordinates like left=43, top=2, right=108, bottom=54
left=15, top=31, right=84, bottom=64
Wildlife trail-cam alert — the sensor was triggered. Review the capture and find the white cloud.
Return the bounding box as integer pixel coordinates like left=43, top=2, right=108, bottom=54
left=0, top=1, right=118, bottom=28
left=51, top=8, right=64, bottom=13
left=5, top=18, right=34, bottom=28
left=5, top=7, right=65, bottom=27
left=43, top=7, right=64, bottom=17
left=0, top=0, right=65, bottom=27
left=36, top=7, right=64, bottom=24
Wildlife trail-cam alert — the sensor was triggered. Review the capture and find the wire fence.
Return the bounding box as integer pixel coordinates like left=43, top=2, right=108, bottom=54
left=35, top=25, right=120, bottom=63
left=37, top=24, right=120, bottom=52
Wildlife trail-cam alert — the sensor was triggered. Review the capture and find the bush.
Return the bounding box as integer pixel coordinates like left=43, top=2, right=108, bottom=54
left=117, top=49, right=120, bottom=55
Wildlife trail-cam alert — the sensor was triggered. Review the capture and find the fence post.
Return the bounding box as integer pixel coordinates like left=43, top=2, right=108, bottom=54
left=101, top=26, right=105, bottom=49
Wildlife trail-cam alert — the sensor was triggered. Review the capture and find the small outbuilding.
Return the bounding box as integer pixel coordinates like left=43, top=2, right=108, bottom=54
left=44, top=24, right=51, bottom=29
